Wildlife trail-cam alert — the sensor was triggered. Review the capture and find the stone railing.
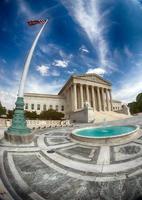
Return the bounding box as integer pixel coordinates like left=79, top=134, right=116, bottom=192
left=0, top=118, right=73, bottom=129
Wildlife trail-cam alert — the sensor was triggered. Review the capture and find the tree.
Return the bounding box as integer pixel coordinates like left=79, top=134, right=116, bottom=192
left=0, top=102, right=6, bottom=116
left=136, top=93, right=142, bottom=112
left=7, top=110, right=14, bottom=119
left=25, top=111, right=38, bottom=119
left=128, top=92, right=142, bottom=114
left=136, top=93, right=142, bottom=102
left=128, top=102, right=139, bottom=114
left=39, top=109, right=64, bottom=120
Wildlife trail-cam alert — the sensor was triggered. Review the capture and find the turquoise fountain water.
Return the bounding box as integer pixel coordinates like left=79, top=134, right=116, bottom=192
left=73, top=126, right=138, bottom=139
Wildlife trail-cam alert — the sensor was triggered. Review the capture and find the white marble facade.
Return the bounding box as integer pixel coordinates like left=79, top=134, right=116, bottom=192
left=24, top=73, right=118, bottom=115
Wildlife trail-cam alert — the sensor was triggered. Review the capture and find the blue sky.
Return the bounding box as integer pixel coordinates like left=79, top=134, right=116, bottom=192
left=1, top=0, right=142, bottom=109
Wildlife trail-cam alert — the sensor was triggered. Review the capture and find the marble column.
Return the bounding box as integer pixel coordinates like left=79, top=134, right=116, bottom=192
left=72, top=83, right=77, bottom=111
left=86, top=85, right=90, bottom=106
left=109, top=89, right=113, bottom=111
left=67, top=87, right=70, bottom=112
left=101, top=88, right=105, bottom=111
left=97, top=87, right=101, bottom=111
left=106, top=89, right=109, bottom=111
left=80, top=84, right=84, bottom=108
left=91, top=86, right=96, bottom=111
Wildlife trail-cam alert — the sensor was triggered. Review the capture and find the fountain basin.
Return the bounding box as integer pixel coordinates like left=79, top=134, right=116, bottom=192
left=71, top=125, right=139, bottom=144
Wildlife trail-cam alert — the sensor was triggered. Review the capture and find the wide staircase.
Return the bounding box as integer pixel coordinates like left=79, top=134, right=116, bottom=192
left=94, top=111, right=131, bottom=123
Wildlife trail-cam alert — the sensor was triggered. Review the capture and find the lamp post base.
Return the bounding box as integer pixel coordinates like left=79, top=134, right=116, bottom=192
left=4, top=131, right=33, bottom=144
left=4, top=97, right=33, bottom=144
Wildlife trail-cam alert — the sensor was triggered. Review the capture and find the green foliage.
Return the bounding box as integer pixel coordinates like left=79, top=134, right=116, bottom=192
left=39, top=109, right=64, bottom=120
left=7, top=110, right=14, bottom=119
left=25, top=111, right=38, bottom=119
left=128, top=92, right=142, bottom=114
left=128, top=102, right=138, bottom=114
left=0, top=102, right=6, bottom=116
left=6, top=109, right=64, bottom=120
left=136, top=93, right=142, bottom=102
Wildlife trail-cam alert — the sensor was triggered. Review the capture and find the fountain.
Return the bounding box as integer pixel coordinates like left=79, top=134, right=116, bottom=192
left=71, top=125, right=139, bottom=143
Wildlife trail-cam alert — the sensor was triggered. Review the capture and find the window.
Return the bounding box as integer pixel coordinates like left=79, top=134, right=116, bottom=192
left=61, top=105, right=64, bottom=111
left=43, top=104, right=46, bottom=111
left=56, top=105, right=58, bottom=111
left=25, top=103, right=28, bottom=109
left=37, top=104, right=40, bottom=110
left=49, top=105, right=53, bottom=109
left=31, top=104, right=34, bottom=110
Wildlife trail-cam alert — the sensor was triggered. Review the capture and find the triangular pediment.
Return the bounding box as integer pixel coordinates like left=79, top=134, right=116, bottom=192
left=76, top=73, right=111, bottom=85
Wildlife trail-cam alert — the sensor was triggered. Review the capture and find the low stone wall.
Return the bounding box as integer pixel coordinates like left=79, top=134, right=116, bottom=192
left=0, top=118, right=6, bottom=127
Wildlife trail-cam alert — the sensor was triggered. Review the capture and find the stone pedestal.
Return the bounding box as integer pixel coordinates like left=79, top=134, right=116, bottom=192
left=4, top=131, right=33, bottom=144
left=4, top=97, right=33, bottom=144
left=70, top=101, right=95, bottom=123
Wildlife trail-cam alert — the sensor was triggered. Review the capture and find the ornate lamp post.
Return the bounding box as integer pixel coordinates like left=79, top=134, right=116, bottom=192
left=4, top=20, right=48, bottom=144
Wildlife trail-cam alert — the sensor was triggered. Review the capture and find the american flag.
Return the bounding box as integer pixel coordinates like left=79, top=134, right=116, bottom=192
left=27, top=19, right=47, bottom=26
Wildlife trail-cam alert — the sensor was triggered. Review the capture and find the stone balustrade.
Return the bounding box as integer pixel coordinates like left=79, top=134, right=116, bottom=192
left=0, top=118, right=72, bottom=129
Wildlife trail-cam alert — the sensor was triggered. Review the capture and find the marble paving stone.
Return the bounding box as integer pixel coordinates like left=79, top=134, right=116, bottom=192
left=111, top=143, right=142, bottom=163
left=45, top=137, right=69, bottom=145
left=6, top=153, right=142, bottom=200
left=57, top=145, right=100, bottom=163
left=1, top=116, right=142, bottom=199
left=97, top=146, right=110, bottom=165
left=45, top=131, right=69, bottom=137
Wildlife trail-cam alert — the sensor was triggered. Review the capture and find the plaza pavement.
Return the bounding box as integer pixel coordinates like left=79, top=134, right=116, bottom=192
left=0, top=115, right=142, bottom=200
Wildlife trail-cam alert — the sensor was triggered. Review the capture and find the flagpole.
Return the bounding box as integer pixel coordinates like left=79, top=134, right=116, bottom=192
left=4, top=19, right=48, bottom=144
left=18, top=20, right=48, bottom=97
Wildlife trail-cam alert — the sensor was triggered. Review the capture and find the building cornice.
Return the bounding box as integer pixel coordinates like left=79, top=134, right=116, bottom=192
left=58, top=76, right=74, bottom=95
left=24, top=93, right=65, bottom=99
left=112, top=99, right=122, bottom=103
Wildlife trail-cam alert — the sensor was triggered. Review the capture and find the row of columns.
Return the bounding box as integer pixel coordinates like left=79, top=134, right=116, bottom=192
left=71, top=83, right=112, bottom=112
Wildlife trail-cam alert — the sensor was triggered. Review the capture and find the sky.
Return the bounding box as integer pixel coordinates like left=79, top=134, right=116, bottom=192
left=0, top=0, right=142, bottom=109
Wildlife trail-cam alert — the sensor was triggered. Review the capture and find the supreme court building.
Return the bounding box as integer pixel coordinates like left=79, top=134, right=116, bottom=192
left=24, top=73, right=121, bottom=118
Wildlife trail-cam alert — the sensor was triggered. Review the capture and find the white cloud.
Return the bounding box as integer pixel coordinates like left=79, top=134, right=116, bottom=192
left=131, top=0, right=142, bottom=9
left=25, top=76, right=64, bottom=95
left=86, top=67, right=106, bottom=76
left=79, top=45, right=89, bottom=53
left=17, top=0, right=34, bottom=18
left=39, top=43, right=58, bottom=55
left=51, top=70, right=60, bottom=77
left=52, top=60, right=69, bottom=68
left=113, top=82, right=142, bottom=103
left=124, top=46, right=133, bottom=58
left=112, top=61, right=142, bottom=103
left=0, top=68, right=64, bottom=109
left=36, top=65, right=49, bottom=76
left=0, top=90, right=17, bottom=110
left=2, top=59, right=7, bottom=64
left=62, top=0, right=111, bottom=69
left=0, top=70, right=20, bottom=109
left=0, top=67, right=5, bottom=79
left=67, top=69, right=77, bottom=75
left=36, top=64, right=60, bottom=77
